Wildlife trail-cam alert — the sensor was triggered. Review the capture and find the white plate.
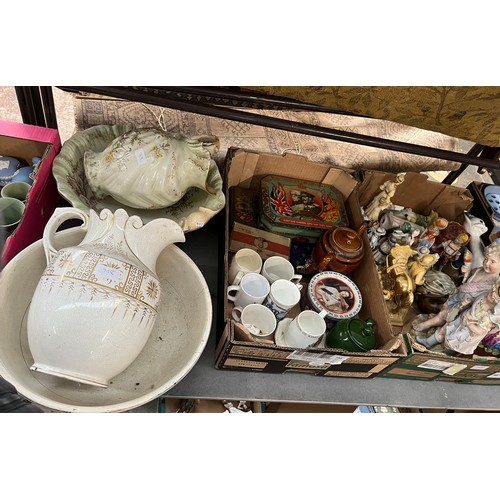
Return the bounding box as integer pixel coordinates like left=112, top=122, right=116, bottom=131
left=0, top=228, right=212, bottom=412
left=52, top=125, right=226, bottom=232
left=274, top=318, right=293, bottom=347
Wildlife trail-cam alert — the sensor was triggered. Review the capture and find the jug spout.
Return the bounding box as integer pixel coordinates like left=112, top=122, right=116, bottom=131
left=126, top=215, right=186, bottom=273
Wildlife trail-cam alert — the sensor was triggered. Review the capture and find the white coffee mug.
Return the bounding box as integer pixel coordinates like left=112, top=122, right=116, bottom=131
left=261, top=255, right=302, bottom=288
left=227, top=272, right=270, bottom=308
left=228, top=248, right=263, bottom=285
left=283, top=309, right=327, bottom=348
left=232, top=303, right=277, bottom=339
left=263, top=279, right=301, bottom=320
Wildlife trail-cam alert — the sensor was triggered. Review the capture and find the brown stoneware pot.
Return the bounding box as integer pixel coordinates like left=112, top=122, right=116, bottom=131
left=312, top=222, right=368, bottom=274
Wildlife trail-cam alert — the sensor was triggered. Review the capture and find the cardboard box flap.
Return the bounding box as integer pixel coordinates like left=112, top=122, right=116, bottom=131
left=358, top=171, right=473, bottom=222
left=227, top=148, right=357, bottom=200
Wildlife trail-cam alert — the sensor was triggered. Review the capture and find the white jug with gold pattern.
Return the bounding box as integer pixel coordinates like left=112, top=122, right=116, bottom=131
left=27, top=207, right=185, bottom=387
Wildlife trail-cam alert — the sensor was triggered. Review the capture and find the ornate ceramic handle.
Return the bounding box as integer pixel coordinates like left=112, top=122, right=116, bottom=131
left=43, top=207, right=89, bottom=264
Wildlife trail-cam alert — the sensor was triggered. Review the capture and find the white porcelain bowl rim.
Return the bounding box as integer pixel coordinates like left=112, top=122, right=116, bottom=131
left=0, top=227, right=212, bottom=412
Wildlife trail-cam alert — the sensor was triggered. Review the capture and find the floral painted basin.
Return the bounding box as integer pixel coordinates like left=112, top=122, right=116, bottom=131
left=52, top=125, right=226, bottom=232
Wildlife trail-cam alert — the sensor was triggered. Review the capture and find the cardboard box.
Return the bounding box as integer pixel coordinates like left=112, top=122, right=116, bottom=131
left=230, top=222, right=291, bottom=259
left=355, top=171, right=500, bottom=384
left=1, top=120, right=61, bottom=266
left=215, top=149, right=406, bottom=379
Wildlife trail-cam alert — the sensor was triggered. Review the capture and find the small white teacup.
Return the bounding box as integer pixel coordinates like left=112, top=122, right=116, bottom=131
left=283, top=309, right=327, bottom=349
left=228, top=248, right=263, bottom=285
left=227, top=272, right=270, bottom=308
left=263, top=279, right=301, bottom=320
left=261, top=255, right=302, bottom=288
left=232, top=303, right=277, bottom=339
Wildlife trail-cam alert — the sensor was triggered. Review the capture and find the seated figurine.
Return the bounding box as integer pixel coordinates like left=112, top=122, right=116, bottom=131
left=412, top=242, right=500, bottom=333
left=415, top=278, right=500, bottom=355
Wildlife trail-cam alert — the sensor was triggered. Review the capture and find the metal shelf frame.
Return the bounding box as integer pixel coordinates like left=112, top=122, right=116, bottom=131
left=14, top=85, right=500, bottom=410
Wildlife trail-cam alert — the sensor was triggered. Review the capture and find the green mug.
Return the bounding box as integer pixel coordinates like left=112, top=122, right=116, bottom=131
left=0, top=196, right=26, bottom=232
left=1, top=181, right=31, bottom=202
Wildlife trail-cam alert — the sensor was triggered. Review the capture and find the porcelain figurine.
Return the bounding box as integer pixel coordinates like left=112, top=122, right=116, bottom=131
left=414, top=217, right=449, bottom=251
left=379, top=244, right=418, bottom=313
left=412, top=242, right=500, bottom=334
left=416, top=278, right=500, bottom=355
left=368, top=224, right=386, bottom=251
left=83, top=128, right=219, bottom=209
left=27, top=207, right=186, bottom=387
left=363, top=173, right=406, bottom=223
left=408, top=252, right=440, bottom=286
left=463, top=211, right=488, bottom=270
left=430, top=219, right=470, bottom=269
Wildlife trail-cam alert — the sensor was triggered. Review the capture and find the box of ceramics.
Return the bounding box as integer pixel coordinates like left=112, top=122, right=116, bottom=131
left=0, top=120, right=62, bottom=267
left=354, top=170, right=500, bottom=384
left=215, top=148, right=407, bottom=379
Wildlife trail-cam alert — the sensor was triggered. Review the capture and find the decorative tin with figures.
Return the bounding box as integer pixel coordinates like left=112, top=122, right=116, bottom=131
left=259, top=176, right=349, bottom=242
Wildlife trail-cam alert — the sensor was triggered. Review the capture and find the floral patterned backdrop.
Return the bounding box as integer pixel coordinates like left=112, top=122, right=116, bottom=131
left=244, top=86, right=500, bottom=148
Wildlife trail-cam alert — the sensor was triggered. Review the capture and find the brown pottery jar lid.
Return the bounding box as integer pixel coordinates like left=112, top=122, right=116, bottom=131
left=330, top=227, right=363, bottom=253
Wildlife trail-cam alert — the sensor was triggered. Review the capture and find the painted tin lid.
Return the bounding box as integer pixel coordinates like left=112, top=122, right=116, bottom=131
left=259, top=210, right=322, bottom=241
left=307, top=271, right=362, bottom=321
left=260, top=176, right=349, bottom=231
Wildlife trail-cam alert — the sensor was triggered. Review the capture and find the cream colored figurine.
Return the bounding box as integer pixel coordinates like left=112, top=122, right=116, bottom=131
left=364, top=173, right=406, bottom=223
left=408, top=252, right=440, bottom=286
left=416, top=278, right=500, bottom=355
left=413, top=242, right=500, bottom=334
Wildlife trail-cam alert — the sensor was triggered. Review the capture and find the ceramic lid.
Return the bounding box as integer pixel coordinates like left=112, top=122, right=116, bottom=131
left=344, top=318, right=376, bottom=351
left=0, top=156, right=21, bottom=183
left=330, top=227, right=362, bottom=253
left=307, top=271, right=362, bottom=320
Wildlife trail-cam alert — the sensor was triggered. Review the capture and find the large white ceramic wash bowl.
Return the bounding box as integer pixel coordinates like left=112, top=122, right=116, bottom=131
left=0, top=228, right=212, bottom=412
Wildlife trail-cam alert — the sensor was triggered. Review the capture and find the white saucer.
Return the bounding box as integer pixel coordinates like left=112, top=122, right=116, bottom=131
left=274, top=318, right=293, bottom=347
left=0, top=227, right=212, bottom=412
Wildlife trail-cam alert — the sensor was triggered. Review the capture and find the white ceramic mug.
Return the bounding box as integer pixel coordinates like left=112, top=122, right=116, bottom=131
left=261, top=255, right=302, bottom=288
left=232, top=303, right=277, bottom=339
left=263, top=279, right=302, bottom=320
left=227, top=272, right=270, bottom=308
left=283, top=309, right=327, bottom=349
left=228, top=248, right=263, bottom=285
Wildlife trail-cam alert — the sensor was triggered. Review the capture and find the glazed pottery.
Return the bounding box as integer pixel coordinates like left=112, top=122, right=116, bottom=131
left=11, top=165, right=35, bottom=185
left=301, top=271, right=362, bottom=326
left=228, top=248, right=263, bottom=285
left=312, top=222, right=368, bottom=274
left=325, top=317, right=377, bottom=352
left=263, top=278, right=301, bottom=320
left=283, top=310, right=327, bottom=349
left=0, top=156, right=21, bottom=186
left=231, top=303, right=277, bottom=339
left=1, top=181, right=31, bottom=202
left=0, top=227, right=212, bottom=412
left=0, top=196, right=25, bottom=231
left=51, top=124, right=225, bottom=232
left=27, top=207, right=185, bottom=388
left=84, top=128, right=216, bottom=209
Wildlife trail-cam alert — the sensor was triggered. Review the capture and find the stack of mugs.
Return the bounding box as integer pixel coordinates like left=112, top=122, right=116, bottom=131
left=0, top=156, right=39, bottom=233
left=227, top=248, right=328, bottom=348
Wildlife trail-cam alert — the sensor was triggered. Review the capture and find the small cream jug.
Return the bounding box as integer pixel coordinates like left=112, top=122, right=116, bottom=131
left=27, top=207, right=185, bottom=387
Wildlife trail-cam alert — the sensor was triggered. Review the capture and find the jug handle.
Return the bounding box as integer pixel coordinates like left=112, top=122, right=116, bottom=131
left=43, top=207, right=89, bottom=264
